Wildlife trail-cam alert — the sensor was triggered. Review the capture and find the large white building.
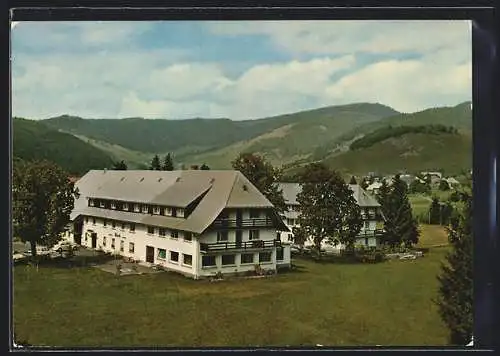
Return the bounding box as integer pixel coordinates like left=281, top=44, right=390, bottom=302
left=64, top=170, right=291, bottom=279
left=277, top=182, right=385, bottom=251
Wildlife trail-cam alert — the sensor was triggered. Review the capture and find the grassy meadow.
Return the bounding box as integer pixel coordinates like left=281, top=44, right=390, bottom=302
left=13, top=223, right=450, bottom=348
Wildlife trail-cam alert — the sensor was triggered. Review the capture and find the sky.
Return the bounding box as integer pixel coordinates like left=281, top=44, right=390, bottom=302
left=11, top=20, right=471, bottom=120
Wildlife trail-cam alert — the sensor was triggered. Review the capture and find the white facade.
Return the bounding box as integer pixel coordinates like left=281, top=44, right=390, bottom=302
left=68, top=207, right=291, bottom=279
left=277, top=183, right=384, bottom=252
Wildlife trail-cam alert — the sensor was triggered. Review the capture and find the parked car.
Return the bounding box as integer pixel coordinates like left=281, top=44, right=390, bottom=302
left=23, top=245, right=51, bottom=257
left=51, top=241, right=80, bottom=254
left=399, top=254, right=417, bottom=260
left=12, top=252, right=27, bottom=262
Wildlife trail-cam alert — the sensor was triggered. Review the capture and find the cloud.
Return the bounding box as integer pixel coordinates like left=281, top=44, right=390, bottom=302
left=207, top=20, right=470, bottom=57
left=11, top=21, right=471, bottom=120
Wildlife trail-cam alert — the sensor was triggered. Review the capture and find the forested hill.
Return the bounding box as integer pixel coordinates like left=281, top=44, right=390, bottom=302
left=41, top=103, right=400, bottom=154
left=13, top=117, right=114, bottom=175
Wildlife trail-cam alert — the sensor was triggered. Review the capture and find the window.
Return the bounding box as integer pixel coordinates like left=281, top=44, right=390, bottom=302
left=103, top=219, right=107, bottom=227
left=103, top=237, right=107, bottom=247
left=121, top=222, right=126, bottom=230
left=89, top=199, right=94, bottom=207
left=85, top=217, right=88, bottom=223
left=276, top=247, right=284, bottom=261
left=111, top=238, right=115, bottom=249
left=276, top=232, right=281, bottom=240
left=222, top=254, right=235, bottom=265
left=129, top=242, right=134, bottom=253
left=130, top=223, right=136, bottom=232
left=142, top=205, right=149, bottom=213
left=120, top=240, right=124, bottom=252
left=217, top=231, right=228, bottom=242
left=166, top=207, right=172, bottom=216
left=288, top=234, right=293, bottom=242
left=170, top=251, right=179, bottom=263
left=157, top=248, right=167, bottom=260
left=241, top=253, right=254, bottom=264
left=365, top=237, right=369, bottom=246
left=183, top=254, right=192, bottom=266
left=184, top=233, right=192, bottom=242
left=153, top=206, right=160, bottom=215
left=249, top=230, right=260, bottom=240
left=364, top=221, right=370, bottom=229
left=172, top=208, right=177, bottom=217
left=112, top=221, right=116, bottom=229
left=99, top=201, right=105, bottom=208
left=147, top=226, right=155, bottom=235
left=123, top=203, right=129, bottom=211
left=92, top=218, right=96, bottom=225
left=159, top=207, right=165, bottom=215
left=148, top=206, right=153, bottom=214
left=178, top=209, right=184, bottom=218
left=259, top=252, right=272, bottom=263
left=111, top=202, right=116, bottom=209
left=134, top=204, right=140, bottom=212
left=171, top=230, right=178, bottom=239
left=159, top=228, right=166, bottom=237
left=250, top=209, right=259, bottom=218
left=202, top=255, right=216, bottom=267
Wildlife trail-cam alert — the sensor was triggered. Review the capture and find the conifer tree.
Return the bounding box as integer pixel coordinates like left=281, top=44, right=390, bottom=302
left=360, top=178, right=369, bottom=190
left=349, top=176, right=357, bottom=185
left=162, top=153, right=174, bottom=171
left=429, top=197, right=442, bottom=224
left=112, top=160, right=127, bottom=170
left=378, top=175, right=419, bottom=248
left=150, top=154, right=161, bottom=170
left=435, top=192, right=473, bottom=345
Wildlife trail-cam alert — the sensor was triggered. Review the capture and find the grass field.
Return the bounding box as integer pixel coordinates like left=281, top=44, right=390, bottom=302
left=13, top=225, right=450, bottom=348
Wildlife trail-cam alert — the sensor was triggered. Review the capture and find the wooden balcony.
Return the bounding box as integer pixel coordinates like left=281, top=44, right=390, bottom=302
left=357, top=229, right=385, bottom=238
left=200, top=239, right=281, bottom=253
left=211, top=217, right=275, bottom=229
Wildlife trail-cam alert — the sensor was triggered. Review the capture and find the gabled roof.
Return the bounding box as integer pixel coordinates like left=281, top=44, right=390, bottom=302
left=72, top=170, right=286, bottom=234
left=277, top=183, right=380, bottom=208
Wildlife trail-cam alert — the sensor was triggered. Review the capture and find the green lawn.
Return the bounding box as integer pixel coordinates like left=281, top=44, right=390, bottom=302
left=409, top=194, right=432, bottom=218
left=13, top=234, right=450, bottom=347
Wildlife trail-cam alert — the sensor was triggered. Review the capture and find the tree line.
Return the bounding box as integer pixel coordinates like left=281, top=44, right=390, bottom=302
left=111, top=153, right=210, bottom=171
left=350, top=124, right=459, bottom=151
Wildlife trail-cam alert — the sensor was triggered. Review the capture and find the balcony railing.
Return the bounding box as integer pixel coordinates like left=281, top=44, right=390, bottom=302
left=361, top=212, right=383, bottom=220
left=200, top=239, right=281, bottom=253
left=357, top=229, right=385, bottom=238
left=211, top=217, right=274, bottom=229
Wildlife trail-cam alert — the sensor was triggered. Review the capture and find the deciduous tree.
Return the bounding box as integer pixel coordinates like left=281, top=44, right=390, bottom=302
left=200, top=163, right=210, bottom=170
left=12, top=160, right=78, bottom=258
left=231, top=153, right=286, bottom=213
left=295, top=163, right=362, bottom=258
